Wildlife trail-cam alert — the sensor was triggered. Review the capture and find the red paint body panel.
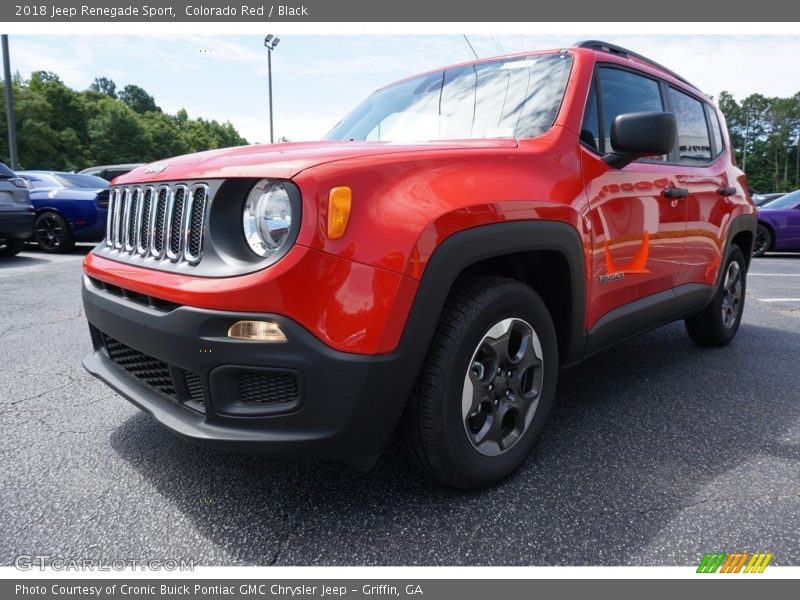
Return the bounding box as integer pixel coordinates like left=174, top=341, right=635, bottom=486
left=87, top=46, right=755, bottom=356
left=84, top=247, right=418, bottom=355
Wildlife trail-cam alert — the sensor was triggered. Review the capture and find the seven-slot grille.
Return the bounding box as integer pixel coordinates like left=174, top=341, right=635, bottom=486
left=105, top=183, right=209, bottom=264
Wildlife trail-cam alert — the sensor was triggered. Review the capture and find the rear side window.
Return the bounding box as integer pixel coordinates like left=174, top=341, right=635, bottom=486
left=668, top=87, right=712, bottom=164
left=597, top=67, right=664, bottom=154
left=707, top=106, right=725, bottom=158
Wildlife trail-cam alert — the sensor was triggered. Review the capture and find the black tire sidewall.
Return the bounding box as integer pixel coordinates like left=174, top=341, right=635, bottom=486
left=436, top=283, right=558, bottom=487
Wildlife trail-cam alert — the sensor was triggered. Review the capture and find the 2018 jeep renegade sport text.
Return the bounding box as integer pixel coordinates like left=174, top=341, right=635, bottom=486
left=82, top=41, right=756, bottom=488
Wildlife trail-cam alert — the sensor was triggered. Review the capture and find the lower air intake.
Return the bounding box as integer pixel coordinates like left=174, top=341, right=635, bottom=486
left=237, top=371, right=299, bottom=405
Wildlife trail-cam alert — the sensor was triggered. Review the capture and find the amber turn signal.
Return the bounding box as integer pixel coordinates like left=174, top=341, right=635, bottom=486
left=327, top=186, right=352, bottom=240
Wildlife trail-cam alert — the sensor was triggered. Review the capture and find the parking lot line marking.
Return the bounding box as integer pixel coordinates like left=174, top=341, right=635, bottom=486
left=758, top=298, right=800, bottom=302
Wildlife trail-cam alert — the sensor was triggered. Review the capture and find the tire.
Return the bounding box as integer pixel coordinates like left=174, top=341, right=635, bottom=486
left=404, top=276, right=559, bottom=489
left=685, top=246, right=747, bottom=347
left=752, top=224, right=772, bottom=257
left=0, top=239, right=25, bottom=257
left=34, top=212, right=74, bottom=253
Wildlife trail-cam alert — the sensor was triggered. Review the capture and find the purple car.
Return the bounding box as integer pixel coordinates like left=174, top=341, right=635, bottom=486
left=753, top=189, right=800, bottom=257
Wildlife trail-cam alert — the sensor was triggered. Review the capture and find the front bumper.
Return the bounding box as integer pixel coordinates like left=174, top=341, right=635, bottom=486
left=82, top=275, right=429, bottom=458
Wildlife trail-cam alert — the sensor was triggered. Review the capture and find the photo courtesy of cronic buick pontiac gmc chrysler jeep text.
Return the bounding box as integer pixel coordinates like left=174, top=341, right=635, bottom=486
left=81, top=41, right=756, bottom=489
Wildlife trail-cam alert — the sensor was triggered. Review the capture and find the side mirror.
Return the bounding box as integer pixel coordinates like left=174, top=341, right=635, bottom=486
left=604, top=111, right=677, bottom=169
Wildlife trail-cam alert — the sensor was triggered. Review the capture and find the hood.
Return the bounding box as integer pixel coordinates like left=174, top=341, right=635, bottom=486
left=114, top=139, right=520, bottom=185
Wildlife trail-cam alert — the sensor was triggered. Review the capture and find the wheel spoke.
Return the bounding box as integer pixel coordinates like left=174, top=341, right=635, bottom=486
left=462, top=366, right=491, bottom=419
left=470, top=415, right=495, bottom=447
left=486, top=332, right=512, bottom=363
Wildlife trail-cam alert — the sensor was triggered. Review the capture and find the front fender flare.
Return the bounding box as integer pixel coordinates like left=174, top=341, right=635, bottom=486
left=398, top=220, right=587, bottom=366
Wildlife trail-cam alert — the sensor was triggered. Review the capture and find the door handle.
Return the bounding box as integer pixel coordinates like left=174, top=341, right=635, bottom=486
left=662, top=187, right=689, bottom=199
left=718, top=186, right=737, bottom=197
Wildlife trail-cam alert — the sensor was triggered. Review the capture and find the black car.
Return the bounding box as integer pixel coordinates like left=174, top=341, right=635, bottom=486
left=0, top=162, right=35, bottom=257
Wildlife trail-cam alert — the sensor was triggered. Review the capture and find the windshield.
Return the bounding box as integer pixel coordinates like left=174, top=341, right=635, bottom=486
left=762, top=190, right=800, bottom=209
left=325, top=53, right=573, bottom=143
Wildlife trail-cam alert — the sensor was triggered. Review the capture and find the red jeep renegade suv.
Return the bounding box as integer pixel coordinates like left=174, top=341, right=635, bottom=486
left=82, top=41, right=756, bottom=488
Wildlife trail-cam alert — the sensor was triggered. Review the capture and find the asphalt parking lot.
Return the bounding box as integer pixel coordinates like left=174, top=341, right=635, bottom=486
left=1, top=246, right=799, bottom=566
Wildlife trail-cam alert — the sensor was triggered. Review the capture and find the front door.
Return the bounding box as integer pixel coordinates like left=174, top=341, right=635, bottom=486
left=580, top=65, right=688, bottom=329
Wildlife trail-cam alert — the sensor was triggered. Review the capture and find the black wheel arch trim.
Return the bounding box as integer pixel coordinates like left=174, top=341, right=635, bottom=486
left=399, top=220, right=588, bottom=366
left=724, top=213, right=757, bottom=272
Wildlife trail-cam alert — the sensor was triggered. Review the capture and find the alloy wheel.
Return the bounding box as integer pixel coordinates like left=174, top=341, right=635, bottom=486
left=36, top=214, right=63, bottom=251
left=721, top=261, right=742, bottom=329
left=462, top=318, right=544, bottom=457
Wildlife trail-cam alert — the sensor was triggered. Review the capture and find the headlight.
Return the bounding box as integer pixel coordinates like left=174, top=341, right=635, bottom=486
left=242, top=179, right=294, bottom=257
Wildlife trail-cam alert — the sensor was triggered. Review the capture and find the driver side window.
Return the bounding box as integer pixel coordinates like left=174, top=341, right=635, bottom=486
left=581, top=66, right=667, bottom=159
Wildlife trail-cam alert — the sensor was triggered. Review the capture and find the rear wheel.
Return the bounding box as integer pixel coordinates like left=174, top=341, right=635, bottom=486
left=404, top=276, right=558, bottom=489
left=685, top=246, right=747, bottom=347
left=752, top=224, right=772, bottom=257
left=0, top=239, right=25, bottom=257
left=34, top=212, right=74, bottom=253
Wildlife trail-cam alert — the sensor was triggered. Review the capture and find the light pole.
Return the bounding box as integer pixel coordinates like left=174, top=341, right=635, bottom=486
left=264, top=35, right=280, bottom=144
left=2, top=35, right=19, bottom=169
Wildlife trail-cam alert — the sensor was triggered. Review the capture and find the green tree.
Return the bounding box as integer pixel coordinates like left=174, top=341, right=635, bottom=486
left=89, top=77, right=117, bottom=99
left=1, top=71, right=248, bottom=170
left=119, top=84, right=160, bottom=115
left=718, top=92, right=800, bottom=192
left=87, top=98, right=148, bottom=164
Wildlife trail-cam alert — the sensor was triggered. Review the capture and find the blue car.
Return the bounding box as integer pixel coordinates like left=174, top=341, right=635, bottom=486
left=17, top=171, right=109, bottom=252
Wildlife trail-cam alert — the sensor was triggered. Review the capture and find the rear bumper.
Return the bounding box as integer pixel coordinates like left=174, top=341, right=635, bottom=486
left=81, top=275, right=429, bottom=458
left=0, top=208, right=35, bottom=240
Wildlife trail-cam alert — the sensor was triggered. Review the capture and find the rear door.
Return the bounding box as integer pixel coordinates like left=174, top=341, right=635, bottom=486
left=580, top=66, right=688, bottom=329
left=668, top=89, right=734, bottom=287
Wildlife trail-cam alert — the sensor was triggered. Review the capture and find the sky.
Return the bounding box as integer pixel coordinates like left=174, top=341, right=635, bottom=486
left=7, top=34, right=800, bottom=144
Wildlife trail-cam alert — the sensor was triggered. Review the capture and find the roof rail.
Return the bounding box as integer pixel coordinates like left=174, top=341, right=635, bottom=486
left=574, top=40, right=701, bottom=92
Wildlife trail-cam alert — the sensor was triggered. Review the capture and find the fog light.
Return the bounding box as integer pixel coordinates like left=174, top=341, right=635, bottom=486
left=227, top=320, right=287, bottom=342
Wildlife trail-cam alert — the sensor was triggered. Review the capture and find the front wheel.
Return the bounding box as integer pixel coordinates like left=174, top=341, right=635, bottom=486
left=404, top=276, right=558, bottom=489
left=685, top=246, right=747, bottom=347
left=34, top=212, right=74, bottom=253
